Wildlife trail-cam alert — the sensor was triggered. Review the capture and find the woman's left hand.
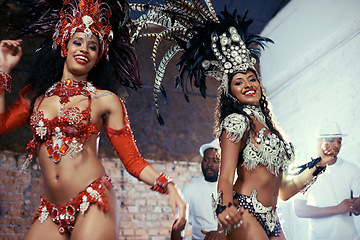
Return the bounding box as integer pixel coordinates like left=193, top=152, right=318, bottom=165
left=217, top=205, right=244, bottom=231
left=167, top=183, right=187, bottom=230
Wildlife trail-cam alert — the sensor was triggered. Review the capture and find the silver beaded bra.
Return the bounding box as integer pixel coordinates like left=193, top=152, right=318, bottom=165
left=217, top=105, right=295, bottom=176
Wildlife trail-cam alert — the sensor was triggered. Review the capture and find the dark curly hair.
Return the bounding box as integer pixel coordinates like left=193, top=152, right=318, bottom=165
left=25, top=37, right=128, bottom=108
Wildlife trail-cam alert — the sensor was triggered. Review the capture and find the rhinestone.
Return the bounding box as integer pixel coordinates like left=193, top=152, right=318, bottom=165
left=202, top=60, right=210, bottom=68
left=82, top=15, right=94, bottom=26
left=235, top=56, right=242, bottom=63
left=224, top=62, right=232, bottom=69
left=231, top=34, right=240, bottom=42
left=229, top=26, right=237, bottom=34
left=220, top=36, right=229, bottom=46
left=231, top=51, right=239, bottom=57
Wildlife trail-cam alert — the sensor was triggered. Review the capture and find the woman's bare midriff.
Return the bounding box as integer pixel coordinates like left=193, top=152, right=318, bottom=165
left=37, top=134, right=106, bottom=205
left=234, top=164, right=283, bottom=208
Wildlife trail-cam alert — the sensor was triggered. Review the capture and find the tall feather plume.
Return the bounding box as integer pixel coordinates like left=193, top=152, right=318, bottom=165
left=131, top=0, right=272, bottom=124
left=131, top=0, right=218, bottom=124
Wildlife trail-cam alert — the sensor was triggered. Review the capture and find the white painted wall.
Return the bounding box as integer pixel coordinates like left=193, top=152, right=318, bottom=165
left=260, top=0, right=360, bottom=239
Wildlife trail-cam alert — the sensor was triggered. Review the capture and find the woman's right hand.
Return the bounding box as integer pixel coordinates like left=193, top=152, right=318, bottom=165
left=217, top=205, right=244, bottom=232
left=0, top=39, right=23, bottom=73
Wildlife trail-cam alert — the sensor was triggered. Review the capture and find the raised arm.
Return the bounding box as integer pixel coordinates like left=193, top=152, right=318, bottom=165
left=279, top=139, right=336, bottom=200
left=0, top=39, right=23, bottom=111
left=0, top=39, right=32, bottom=134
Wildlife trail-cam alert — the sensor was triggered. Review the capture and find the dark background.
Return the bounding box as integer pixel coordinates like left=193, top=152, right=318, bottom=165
left=0, top=0, right=289, bottom=162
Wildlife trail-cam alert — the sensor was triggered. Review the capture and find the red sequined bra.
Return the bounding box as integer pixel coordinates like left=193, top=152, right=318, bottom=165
left=24, top=79, right=100, bottom=169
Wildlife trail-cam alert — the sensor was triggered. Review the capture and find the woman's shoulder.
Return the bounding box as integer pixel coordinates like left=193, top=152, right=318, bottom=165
left=94, top=89, right=119, bottom=100
left=217, top=113, right=250, bottom=143
left=93, top=89, right=126, bottom=113
left=222, top=112, right=250, bottom=126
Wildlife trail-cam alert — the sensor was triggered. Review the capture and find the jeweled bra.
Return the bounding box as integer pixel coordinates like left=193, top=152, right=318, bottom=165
left=218, top=105, right=295, bottom=176
left=23, top=79, right=99, bottom=171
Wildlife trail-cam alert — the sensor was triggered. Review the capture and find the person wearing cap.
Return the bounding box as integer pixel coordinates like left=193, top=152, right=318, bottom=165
left=294, top=121, right=360, bottom=240
left=171, top=139, right=223, bottom=240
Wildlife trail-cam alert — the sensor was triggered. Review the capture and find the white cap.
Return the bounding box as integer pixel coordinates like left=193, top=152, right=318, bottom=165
left=199, top=139, right=220, bottom=157
left=317, top=121, right=347, bottom=138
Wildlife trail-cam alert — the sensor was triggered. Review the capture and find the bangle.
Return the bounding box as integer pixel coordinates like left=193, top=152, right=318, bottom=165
left=313, top=165, right=326, bottom=176
left=0, top=71, right=12, bottom=94
left=296, top=157, right=322, bottom=174
left=212, top=190, right=228, bottom=216
left=301, top=165, right=327, bottom=194
left=150, top=172, right=174, bottom=195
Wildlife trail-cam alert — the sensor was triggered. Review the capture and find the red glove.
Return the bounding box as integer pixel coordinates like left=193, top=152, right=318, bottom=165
left=104, top=123, right=149, bottom=180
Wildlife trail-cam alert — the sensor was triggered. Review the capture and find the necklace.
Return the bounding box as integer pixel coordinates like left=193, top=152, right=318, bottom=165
left=243, top=105, right=268, bottom=128
left=45, top=79, right=96, bottom=104
left=46, top=78, right=96, bottom=116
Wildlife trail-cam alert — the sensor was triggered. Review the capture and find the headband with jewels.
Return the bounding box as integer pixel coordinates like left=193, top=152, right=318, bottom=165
left=53, top=0, right=114, bottom=62
left=202, top=26, right=259, bottom=97
left=131, top=1, right=273, bottom=124
left=18, top=0, right=142, bottom=89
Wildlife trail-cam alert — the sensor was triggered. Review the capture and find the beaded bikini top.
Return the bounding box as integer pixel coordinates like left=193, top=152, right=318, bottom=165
left=217, top=105, right=295, bottom=176
left=23, top=79, right=99, bottom=171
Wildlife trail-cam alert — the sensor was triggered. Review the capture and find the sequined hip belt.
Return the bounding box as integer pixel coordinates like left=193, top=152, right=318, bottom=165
left=233, top=189, right=281, bottom=237
left=34, top=174, right=113, bottom=234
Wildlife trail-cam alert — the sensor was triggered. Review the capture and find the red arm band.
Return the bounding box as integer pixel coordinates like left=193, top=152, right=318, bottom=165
left=0, top=85, right=31, bottom=135
left=104, top=124, right=150, bottom=180
left=103, top=99, right=149, bottom=180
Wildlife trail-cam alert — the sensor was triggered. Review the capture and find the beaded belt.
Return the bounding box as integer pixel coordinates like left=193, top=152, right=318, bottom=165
left=233, top=189, right=281, bottom=237
left=34, top=174, right=112, bottom=233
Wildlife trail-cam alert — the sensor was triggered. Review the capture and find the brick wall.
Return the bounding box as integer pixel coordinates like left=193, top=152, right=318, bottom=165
left=0, top=151, right=202, bottom=240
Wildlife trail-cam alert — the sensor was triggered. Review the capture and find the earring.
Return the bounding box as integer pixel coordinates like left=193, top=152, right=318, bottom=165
left=229, top=94, right=237, bottom=102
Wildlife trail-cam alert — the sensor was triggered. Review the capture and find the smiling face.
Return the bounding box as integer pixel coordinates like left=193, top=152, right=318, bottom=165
left=62, top=32, right=100, bottom=80
left=323, top=137, right=342, bottom=157
left=230, top=70, right=261, bottom=106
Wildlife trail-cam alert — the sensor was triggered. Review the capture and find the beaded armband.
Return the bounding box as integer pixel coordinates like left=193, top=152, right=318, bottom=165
left=150, top=173, right=174, bottom=195
left=211, top=190, right=236, bottom=235
left=0, top=71, right=12, bottom=94
left=212, top=190, right=226, bottom=217
left=298, top=157, right=327, bottom=194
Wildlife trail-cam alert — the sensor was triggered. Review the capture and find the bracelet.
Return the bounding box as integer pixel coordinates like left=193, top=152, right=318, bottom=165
left=301, top=165, right=327, bottom=194
left=313, top=164, right=326, bottom=176
left=212, top=190, right=237, bottom=235
left=150, top=172, right=174, bottom=195
left=296, top=157, right=322, bottom=174
left=211, top=190, right=236, bottom=216
left=0, top=71, right=12, bottom=94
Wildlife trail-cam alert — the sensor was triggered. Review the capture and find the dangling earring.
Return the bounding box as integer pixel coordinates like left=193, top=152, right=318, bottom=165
left=229, top=94, right=237, bottom=102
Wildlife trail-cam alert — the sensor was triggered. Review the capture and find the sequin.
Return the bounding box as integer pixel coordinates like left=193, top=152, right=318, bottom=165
left=26, top=80, right=99, bottom=167
left=34, top=175, right=112, bottom=234
left=53, top=0, right=113, bottom=62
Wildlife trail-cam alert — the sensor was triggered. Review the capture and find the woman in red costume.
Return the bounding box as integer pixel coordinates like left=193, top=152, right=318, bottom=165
left=0, top=0, right=185, bottom=239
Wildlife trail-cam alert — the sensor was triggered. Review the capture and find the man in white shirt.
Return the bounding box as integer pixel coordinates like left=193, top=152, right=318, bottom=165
left=294, top=121, right=360, bottom=240
left=171, top=139, right=223, bottom=240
